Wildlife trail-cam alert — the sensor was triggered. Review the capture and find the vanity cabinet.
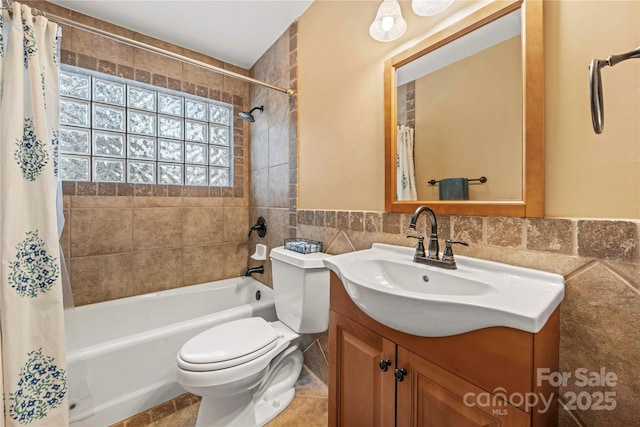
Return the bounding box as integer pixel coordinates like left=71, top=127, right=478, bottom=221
left=329, top=312, right=396, bottom=427
left=328, top=272, right=560, bottom=427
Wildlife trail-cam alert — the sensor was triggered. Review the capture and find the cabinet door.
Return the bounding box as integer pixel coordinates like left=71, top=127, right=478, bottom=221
left=329, top=311, right=396, bottom=427
left=396, top=346, right=530, bottom=427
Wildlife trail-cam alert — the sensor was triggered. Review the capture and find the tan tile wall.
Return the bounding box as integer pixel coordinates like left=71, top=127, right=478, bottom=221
left=397, top=80, right=415, bottom=127
left=62, top=196, right=250, bottom=306
left=248, top=23, right=299, bottom=287
left=32, top=1, right=253, bottom=305
left=296, top=210, right=640, bottom=427
left=246, top=22, right=334, bottom=387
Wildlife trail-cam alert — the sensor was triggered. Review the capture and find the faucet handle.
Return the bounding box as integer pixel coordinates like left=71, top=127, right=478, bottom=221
left=406, top=235, right=426, bottom=258
left=442, top=240, right=469, bottom=262
left=248, top=216, right=267, bottom=238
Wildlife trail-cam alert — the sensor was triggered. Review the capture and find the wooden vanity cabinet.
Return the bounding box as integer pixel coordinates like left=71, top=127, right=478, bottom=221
left=329, top=313, right=396, bottom=427
left=328, top=272, right=560, bottom=427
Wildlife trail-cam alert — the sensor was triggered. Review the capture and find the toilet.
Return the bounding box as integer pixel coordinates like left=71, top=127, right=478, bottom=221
left=176, top=246, right=331, bottom=427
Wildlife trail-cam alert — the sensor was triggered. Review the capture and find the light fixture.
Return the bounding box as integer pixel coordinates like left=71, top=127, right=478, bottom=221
left=369, top=0, right=407, bottom=43
left=411, top=0, right=454, bottom=17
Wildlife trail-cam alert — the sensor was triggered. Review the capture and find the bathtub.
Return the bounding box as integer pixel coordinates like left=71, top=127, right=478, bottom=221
left=65, top=277, right=277, bottom=427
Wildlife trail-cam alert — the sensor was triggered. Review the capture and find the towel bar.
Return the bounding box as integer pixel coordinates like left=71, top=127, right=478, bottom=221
left=428, top=176, right=487, bottom=186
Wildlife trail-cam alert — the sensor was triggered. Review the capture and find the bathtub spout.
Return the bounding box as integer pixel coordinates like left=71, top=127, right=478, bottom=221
left=245, top=266, right=264, bottom=277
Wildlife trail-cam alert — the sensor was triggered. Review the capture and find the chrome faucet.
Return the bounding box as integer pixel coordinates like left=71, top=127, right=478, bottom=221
left=406, top=205, right=468, bottom=269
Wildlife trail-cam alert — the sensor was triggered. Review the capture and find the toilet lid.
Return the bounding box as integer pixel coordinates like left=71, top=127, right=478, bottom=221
left=179, top=317, right=278, bottom=369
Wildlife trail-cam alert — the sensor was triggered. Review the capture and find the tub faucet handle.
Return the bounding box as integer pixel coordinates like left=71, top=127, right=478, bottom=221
left=249, top=216, right=267, bottom=238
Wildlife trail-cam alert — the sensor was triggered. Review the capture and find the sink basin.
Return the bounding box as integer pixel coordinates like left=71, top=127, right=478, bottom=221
left=323, top=243, right=565, bottom=337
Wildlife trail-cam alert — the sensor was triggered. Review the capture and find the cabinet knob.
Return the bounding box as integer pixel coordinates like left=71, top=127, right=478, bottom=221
left=378, top=359, right=391, bottom=372
left=394, top=367, right=407, bottom=382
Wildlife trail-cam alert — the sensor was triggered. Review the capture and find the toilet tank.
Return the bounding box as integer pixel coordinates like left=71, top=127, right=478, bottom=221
left=270, top=246, right=332, bottom=334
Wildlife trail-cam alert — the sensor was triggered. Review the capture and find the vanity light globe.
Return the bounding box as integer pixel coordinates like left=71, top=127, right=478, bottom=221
left=412, top=0, right=455, bottom=17
left=369, top=0, right=407, bottom=42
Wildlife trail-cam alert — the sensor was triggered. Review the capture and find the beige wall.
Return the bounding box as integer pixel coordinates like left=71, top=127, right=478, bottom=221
left=413, top=36, right=522, bottom=201
left=298, top=0, right=640, bottom=219
left=298, top=0, right=387, bottom=210
left=544, top=0, right=640, bottom=218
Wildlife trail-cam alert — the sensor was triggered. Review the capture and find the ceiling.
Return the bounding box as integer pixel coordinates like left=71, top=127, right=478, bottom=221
left=49, top=0, right=314, bottom=69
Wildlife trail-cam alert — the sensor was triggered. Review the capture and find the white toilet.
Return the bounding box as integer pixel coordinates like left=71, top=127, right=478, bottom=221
left=176, top=246, right=331, bottom=427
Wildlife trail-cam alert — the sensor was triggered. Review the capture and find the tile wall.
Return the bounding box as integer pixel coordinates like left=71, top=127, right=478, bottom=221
left=247, top=19, right=332, bottom=394
left=295, top=210, right=640, bottom=427
left=248, top=23, right=299, bottom=286
left=61, top=195, right=250, bottom=305
left=397, top=80, right=415, bottom=127
left=27, top=1, right=253, bottom=306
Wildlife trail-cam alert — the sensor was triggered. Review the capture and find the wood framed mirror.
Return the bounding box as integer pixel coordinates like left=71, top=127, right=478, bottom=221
left=384, top=0, right=543, bottom=217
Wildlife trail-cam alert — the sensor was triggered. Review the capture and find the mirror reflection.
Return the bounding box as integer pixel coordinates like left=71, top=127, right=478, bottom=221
left=395, top=9, right=522, bottom=202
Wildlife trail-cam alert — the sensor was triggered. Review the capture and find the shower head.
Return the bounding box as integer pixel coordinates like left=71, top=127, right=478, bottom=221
left=238, top=105, right=264, bottom=122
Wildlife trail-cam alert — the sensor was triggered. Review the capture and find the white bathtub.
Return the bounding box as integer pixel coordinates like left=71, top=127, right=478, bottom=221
left=65, top=277, right=277, bottom=427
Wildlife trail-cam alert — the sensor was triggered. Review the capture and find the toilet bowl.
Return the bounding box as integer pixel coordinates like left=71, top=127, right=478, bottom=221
left=176, top=247, right=331, bottom=427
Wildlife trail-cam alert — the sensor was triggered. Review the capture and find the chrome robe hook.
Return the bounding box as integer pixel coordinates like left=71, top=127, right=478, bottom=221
left=589, top=45, right=640, bottom=134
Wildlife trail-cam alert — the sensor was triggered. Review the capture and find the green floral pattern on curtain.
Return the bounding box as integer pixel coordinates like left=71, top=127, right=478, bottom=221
left=8, top=230, right=60, bottom=298
left=21, top=17, right=36, bottom=68
left=51, top=129, right=59, bottom=177
left=14, top=117, right=49, bottom=181
left=0, top=13, right=4, bottom=58
left=8, top=349, right=67, bottom=424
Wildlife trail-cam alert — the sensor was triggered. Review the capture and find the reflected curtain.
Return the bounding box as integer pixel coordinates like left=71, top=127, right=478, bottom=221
left=0, top=2, right=68, bottom=426
left=396, top=124, right=417, bottom=201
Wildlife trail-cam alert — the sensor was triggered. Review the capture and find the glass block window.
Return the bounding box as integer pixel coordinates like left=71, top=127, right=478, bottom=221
left=59, top=66, right=233, bottom=186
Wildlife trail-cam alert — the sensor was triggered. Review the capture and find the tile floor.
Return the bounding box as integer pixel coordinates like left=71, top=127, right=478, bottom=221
left=266, top=366, right=328, bottom=427
left=125, top=366, right=328, bottom=427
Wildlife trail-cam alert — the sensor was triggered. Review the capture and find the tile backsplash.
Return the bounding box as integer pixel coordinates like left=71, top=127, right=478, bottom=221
left=296, top=210, right=640, bottom=427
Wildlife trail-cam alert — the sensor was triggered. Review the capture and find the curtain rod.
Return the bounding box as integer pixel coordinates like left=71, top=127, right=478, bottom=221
left=2, top=2, right=294, bottom=96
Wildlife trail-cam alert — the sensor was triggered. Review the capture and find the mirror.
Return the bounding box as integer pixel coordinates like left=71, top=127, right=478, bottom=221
left=384, top=0, right=544, bottom=217
left=399, top=9, right=523, bottom=202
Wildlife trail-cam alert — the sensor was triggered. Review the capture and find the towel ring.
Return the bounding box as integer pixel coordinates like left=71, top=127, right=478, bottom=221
left=589, top=46, right=640, bottom=134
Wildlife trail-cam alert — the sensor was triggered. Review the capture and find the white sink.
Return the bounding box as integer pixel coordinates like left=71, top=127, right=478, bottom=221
left=323, top=243, right=565, bottom=337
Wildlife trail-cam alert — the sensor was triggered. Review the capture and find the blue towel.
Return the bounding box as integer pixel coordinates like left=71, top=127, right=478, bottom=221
left=439, top=178, right=469, bottom=200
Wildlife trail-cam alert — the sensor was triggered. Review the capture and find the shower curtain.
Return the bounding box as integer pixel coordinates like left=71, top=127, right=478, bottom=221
left=396, top=124, right=417, bottom=201
left=0, top=2, right=68, bottom=426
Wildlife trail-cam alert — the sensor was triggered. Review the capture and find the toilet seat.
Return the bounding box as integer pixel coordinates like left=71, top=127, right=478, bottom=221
left=178, top=317, right=279, bottom=372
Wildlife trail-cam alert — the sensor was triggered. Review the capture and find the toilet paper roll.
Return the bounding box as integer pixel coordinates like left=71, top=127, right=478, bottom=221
left=251, top=243, right=267, bottom=260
